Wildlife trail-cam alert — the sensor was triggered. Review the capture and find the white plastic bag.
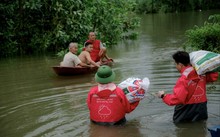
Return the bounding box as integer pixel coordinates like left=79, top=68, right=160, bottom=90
left=118, top=77, right=150, bottom=103
left=190, top=50, right=220, bottom=75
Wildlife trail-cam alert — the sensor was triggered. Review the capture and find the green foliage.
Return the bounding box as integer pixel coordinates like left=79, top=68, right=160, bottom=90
left=135, top=0, right=159, bottom=14
left=183, top=14, right=220, bottom=53
left=76, top=44, right=83, bottom=56
left=0, top=0, right=140, bottom=57
left=135, top=0, right=220, bottom=14
left=86, top=0, right=140, bottom=45
left=208, top=14, right=220, bottom=24
left=56, top=49, right=68, bottom=58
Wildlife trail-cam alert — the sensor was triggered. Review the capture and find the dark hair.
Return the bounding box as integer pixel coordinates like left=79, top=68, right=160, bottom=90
left=84, top=41, right=93, bottom=47
left=172, top=51, right=190, bottom=66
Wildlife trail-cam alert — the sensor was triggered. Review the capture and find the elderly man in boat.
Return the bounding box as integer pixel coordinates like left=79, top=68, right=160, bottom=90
left=60, top=42, right=91, bottom=68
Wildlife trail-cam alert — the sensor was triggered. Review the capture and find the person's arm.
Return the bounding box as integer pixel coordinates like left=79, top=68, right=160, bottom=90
left=77, top=52, right=93, bottom=68
left=98, top=47, right=106, bottom=57
left=206, top=72, right=219, bottom=82
left=85, top=52, right=100, bottom=67
left=104, top=53, right=113, bottom=61
left=78, top=62, right=92, bottom=67
left=74, top=55, right=91, bottom=68
left=98, top=47, right=113, bottom=62
left=74, top=55, right=83, bottom=67
left=116, top=87, right=139, bottom=113
left=158, top=78, right=188, bottom=106
left=100, top=42, right=104, bottom=48
left=98, top=41, right=106, bottom=57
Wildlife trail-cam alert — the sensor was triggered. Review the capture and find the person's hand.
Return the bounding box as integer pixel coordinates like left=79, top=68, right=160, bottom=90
left=108, top=58, right=114, bottom=62
left=156, top=90, right=165, bottom=98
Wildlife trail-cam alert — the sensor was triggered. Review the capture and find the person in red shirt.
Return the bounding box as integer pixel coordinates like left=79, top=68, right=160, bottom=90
left=87, top=65, right=139, bottom=126
left=85, top=32, right=112, bottom=63
left=157, top=51, right=219, bottom=123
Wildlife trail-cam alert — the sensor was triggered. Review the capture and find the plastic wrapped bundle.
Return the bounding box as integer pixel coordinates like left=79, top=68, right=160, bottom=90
left=118, top=77, right=150, bottom=103
left=190, top=50, right=220, bottom=75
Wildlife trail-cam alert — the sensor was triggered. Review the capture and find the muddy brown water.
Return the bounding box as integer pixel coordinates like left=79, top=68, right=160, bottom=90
left=0, top=10, right=220, bottom=137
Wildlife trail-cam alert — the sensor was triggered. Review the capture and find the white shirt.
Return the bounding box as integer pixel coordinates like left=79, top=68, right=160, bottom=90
left=60, top=52, right=81, bottom=67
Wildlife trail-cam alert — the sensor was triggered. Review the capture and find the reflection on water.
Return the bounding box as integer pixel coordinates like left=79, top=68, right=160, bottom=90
left=175, top=121, right=208, bottom=137
left=0, top=10, right=220, bottom=137
left=89, top=121, right=142, bottom=137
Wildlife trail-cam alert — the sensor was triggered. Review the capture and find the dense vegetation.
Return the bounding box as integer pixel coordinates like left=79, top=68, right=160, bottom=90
left=0, top=0, right=139, bottom=57
left=1, top=0, right=220, bottom=58
left=184, top=14, right=220, bottom=53
left=135, top=0, right=220, bottom=13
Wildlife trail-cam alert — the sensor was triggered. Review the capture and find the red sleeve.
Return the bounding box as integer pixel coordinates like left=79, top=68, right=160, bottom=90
left=206, top=72, right=219, bottom=82
left=116, top=87, right=139, bottom=113
left=163, top=77, right=188, bottom=106
left=129, top=101, right=139, bottom=112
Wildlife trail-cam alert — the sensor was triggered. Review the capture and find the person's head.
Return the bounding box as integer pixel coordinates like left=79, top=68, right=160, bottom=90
left=69, top=42, right=78, bottom=54
left=84, top=42, right=93, bottom=52
left=172, top=51, right=191, bottom=72
left=95, top=65, right=115, bottom=84
left=88, top=32, right=96, bottom=41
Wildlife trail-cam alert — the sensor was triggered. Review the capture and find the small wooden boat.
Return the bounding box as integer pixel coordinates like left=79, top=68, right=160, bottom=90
left=52, top=60, right=113, bottom=76
left=52, top=66, right=98, bottom=76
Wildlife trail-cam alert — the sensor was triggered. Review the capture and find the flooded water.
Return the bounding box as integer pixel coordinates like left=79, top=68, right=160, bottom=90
left=0, top=10, right=220, bottom=137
